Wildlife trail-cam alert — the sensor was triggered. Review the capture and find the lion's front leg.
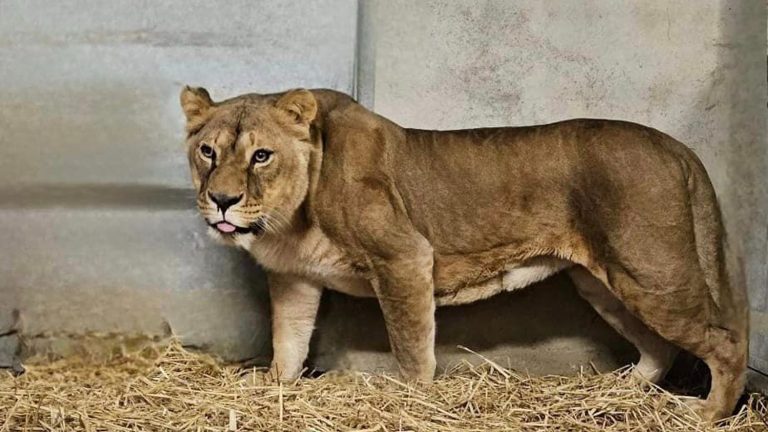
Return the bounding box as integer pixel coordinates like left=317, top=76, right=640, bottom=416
left=268, top=272, right=323, bottom=382
left=370, top=249, right=436, bottom=382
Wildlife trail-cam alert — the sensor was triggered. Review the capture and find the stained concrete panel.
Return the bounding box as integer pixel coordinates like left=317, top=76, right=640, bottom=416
left=0, top=205, right=272, bottom=360
left=0, top=0, right=358, bottom=187
left=363, top=0, right=767, bottom=372
left=0, top=0, right=357, bottom=366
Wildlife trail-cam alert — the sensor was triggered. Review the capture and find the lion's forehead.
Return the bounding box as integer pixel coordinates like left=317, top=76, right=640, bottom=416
left=198, top=108, right=288, bottom=145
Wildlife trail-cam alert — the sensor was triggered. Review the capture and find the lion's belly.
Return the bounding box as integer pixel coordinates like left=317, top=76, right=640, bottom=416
left=434, top=257, right=572, bottom=306
left=319, top=256, right=571, bottom=306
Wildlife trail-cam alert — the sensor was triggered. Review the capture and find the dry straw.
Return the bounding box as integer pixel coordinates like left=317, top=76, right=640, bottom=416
left=1, top=340, right=766, bottom=431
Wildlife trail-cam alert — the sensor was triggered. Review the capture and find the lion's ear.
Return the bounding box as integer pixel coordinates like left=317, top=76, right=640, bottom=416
left=275, top=89, right=317, bottom=126
left=180, top=86, right=214, bottom=128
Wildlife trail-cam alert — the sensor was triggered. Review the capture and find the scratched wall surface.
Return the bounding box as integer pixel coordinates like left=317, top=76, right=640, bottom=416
left=0, top=0, right=766, bottom=381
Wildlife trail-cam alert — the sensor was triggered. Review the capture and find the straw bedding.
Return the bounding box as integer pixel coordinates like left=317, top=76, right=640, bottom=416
left=1, top=341, right=766, bottom=431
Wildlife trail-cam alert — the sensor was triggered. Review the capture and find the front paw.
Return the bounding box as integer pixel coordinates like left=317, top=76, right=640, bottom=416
left=399, top=356, right=436, bottom=383
left=269, top=362, right=303, bottom=383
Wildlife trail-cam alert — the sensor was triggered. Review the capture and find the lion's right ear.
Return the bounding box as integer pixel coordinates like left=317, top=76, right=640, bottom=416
left=180, top=86, right=214, bottom=130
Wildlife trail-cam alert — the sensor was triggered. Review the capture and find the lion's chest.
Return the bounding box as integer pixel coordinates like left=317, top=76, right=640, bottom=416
left=238, top=231, right=376, bottom=298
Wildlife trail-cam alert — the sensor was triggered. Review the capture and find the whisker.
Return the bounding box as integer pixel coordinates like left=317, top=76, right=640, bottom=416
left=259, top=209, right=292, bottom=235
left=266, top=208, right=291, bottom=231
left=261, top=215, right=278, bottom=235
left=268, top=214, right=285, bottom=234
left=267, top=215, right=288, bottom=233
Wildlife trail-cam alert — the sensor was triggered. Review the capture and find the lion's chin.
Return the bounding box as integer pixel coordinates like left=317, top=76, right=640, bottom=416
left=206, top=226, right=234, bottom=245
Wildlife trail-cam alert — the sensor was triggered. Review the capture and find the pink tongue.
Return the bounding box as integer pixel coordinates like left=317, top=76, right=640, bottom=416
left=216, top=222, right=237, bottom=233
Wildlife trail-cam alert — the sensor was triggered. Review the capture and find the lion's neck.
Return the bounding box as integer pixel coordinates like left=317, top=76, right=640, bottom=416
left=241, top=223, right=354, bottom=281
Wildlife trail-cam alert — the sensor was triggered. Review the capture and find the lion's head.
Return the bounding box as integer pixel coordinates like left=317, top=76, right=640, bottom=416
left=180, top=86, right=318, bottom=242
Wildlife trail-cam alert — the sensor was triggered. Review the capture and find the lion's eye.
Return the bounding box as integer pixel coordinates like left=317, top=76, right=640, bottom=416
left=252, top=149, right=273, bottom=165
left=200, top=144, right=215, bottom=159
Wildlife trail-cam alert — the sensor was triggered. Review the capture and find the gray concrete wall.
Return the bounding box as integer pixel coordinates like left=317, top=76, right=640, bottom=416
left=1, top=0, right=766, bottom=380
left=0, top=0, right=358, bottom=363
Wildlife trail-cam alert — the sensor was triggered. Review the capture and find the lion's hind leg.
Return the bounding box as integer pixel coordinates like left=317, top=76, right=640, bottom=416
left=596, top=262, right=746, bottom=422
left=568, top=267, right=678, bottom=384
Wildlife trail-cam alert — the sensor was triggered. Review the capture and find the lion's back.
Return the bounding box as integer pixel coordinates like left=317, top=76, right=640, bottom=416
left=389, top=119, right=694, bottom=254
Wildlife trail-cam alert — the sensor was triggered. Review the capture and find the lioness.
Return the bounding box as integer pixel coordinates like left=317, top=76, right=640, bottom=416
left=180, top=86, right=747, bottom=421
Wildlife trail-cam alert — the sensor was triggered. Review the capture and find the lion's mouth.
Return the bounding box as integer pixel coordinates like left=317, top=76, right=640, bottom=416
left=209, top=220, right=265, bottom=235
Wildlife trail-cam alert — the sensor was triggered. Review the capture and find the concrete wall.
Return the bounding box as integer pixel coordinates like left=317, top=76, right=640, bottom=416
left=1, top=0, right=766, bottom=380
left=0, top=0, right=358, bottom=363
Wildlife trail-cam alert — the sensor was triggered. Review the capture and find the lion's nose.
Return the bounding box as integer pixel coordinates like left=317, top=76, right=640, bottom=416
left=208, top=192, right=243, bottom=213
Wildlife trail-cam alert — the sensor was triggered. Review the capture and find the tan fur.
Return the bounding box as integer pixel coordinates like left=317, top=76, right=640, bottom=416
left=180, top=87, right=748, bottom=421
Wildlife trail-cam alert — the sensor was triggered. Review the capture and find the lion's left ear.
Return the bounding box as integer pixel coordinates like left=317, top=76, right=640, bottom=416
left=275, top=89, right=317, bottom=126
